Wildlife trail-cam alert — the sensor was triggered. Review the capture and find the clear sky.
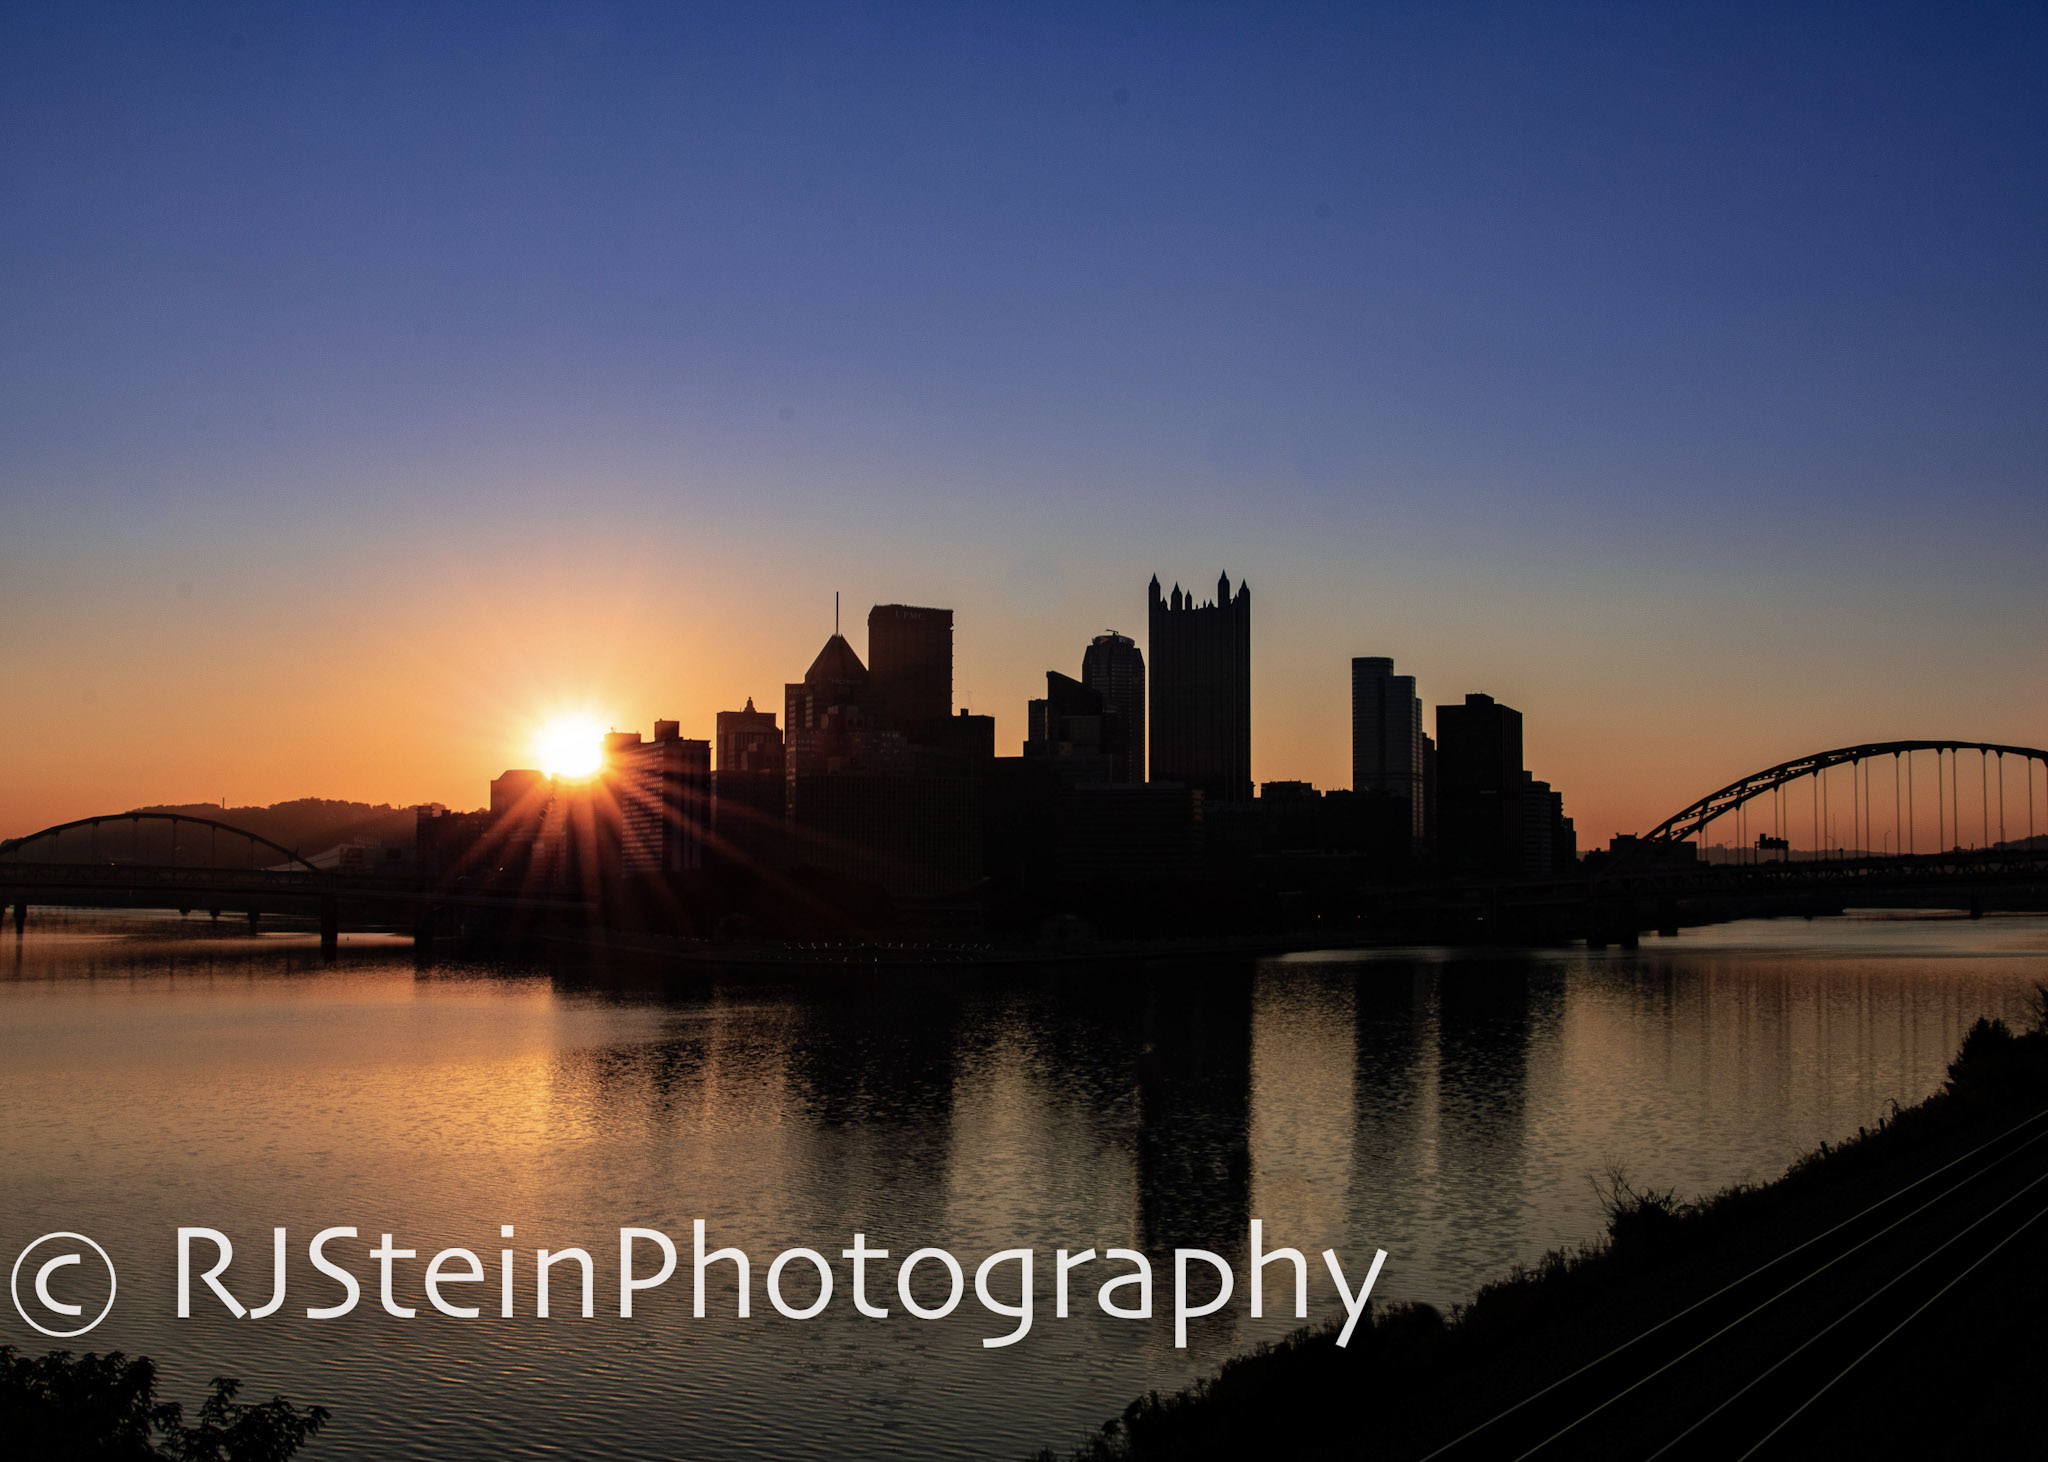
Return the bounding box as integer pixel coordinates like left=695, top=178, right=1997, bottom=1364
left=3, top=0, right=2044, bottom=844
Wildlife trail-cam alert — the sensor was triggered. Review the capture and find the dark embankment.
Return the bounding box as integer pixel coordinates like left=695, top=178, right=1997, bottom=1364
left=1036, top=1006, right=2048, bottom=1462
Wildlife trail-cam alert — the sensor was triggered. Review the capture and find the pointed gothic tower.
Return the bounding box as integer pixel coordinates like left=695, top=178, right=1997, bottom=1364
left=1145, top=570, right=1252, bottom=801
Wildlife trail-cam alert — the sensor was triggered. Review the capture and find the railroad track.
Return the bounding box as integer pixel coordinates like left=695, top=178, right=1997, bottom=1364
left=1410, top=1106, right=2048, bottom=1460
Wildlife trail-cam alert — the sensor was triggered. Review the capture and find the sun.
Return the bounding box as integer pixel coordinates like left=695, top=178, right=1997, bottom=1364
left=534, top=716, right=605, bottom=778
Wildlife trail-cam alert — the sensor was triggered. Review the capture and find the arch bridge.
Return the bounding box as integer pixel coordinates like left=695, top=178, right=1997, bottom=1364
left=0, top=811, right=384, bottom=947
left=2, top=809, right=587, bottom=948
left=0, top=811, right=324, bottom=873
left=1641, top=740, right=2048, bottom=860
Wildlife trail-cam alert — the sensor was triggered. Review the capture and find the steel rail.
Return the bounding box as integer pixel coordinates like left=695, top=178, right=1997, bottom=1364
left=1413, top=1104, right=2048, bottom=1461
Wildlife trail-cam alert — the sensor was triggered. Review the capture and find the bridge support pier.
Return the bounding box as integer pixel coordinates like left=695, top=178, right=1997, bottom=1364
left=319, top=895, right=339, bottom=954
left=246, top=910, right=260, bottom=935
left=1589, top=898, right=1643, bottom=948
left=11, top=902, right=23, bottom=935
left=412, top=907, right=438, bottom=957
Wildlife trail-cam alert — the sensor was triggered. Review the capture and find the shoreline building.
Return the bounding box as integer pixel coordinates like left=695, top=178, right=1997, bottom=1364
left=1024, top=671, right=1125, bottom=786
left=716, top=697, right=783, bottom=775
left=1521, top=770, right=1578, bottom=875
left=1434, top=693, right=1524, bottom=878
left=1351, top=657, right=1426, bottom=850
left=1147, top=572, right=1251, bottom=803
left=784, top=622, right=980, bottom=898
left=605, top=722, right=712, bottom=875
left=1081, top=632, right=1146, bottom=784
left=713, top=698, right=786, bottom=870
left=785, top=630, right=874, bottom=750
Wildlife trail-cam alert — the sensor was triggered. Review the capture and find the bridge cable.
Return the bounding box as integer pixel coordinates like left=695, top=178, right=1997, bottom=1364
left=1409, top=1104, right=2048, bottom=1462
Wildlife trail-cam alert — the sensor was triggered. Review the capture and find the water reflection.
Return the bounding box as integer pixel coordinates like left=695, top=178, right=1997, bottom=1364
left=2, top=912, right=2044, bottom=1460
left=1135, top=970, right=1253, bottom=1256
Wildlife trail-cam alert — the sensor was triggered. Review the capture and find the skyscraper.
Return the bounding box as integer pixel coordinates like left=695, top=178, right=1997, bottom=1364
left=712, top=698, right=786, bottom=871
left=1024, top=670, right=1124, bottom=786
left=785, top=631, right=873, bottom=743
left=1520, top=771, right=1577, bottom=875
left=783, top=623, right=980, bottom=897
left=867, top=604, right=953, bottom=739
left=605, top=722, right=712, bottom=875
left=716, top=697, right=783, bottom=775
left=1434, top=692, right=1524, bottom=878
left=1351, top=657, right=1424, bottom=846
left=1147, top=572, right=1251, bottom=802
left=1081, top=631, right=1145, bottom=784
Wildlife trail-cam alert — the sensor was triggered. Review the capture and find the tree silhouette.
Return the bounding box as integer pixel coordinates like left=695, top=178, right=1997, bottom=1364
left=0, top=1347, right=327, bottom=1461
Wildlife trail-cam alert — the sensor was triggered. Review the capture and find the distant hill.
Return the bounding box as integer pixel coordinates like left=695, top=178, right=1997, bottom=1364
left=132, top=799, right=423, bottom=860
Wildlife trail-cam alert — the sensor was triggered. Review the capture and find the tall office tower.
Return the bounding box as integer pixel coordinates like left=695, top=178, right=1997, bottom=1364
left=785, top=632, right=874, bottom=743
left=1351, top=657, right=1425, bottom=847
left=712, top=698, right=786, bottom=871
left=1147, top=572, right=1251, bottom=802
left=605, top=722, right=712, bottom=875
left=783, top=624, right=979, bottom=897
left=1520, top=771, right=1580, bottom=876
left=1023, top=670, right=1125, bottom=786
left=868, top=604, right=953, bottom=740
left=1081, top=632, right=1146, bottom=783
left=1422, top=732, right=1438, bottom=851
left=1434, top=692, right=1525, bottom=878
left=716, top=698, right=783, bottom=774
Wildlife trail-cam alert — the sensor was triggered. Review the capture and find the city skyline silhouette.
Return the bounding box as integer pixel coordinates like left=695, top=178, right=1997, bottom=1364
left=3, top=4, right=2044, bottom=846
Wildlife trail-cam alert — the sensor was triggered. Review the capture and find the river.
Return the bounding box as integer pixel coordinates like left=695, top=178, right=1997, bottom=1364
left=3, top=911, right=2042, bottom=1459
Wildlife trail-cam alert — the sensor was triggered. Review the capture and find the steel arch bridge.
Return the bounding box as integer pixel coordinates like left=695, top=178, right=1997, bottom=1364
left=0, top=811, right=323, bottom=874
left=1641, top=740, right=2048, bottom=850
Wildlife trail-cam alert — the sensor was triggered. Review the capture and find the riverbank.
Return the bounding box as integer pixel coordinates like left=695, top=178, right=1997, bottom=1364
left=1034, top=1001, right=2048, bottom=1461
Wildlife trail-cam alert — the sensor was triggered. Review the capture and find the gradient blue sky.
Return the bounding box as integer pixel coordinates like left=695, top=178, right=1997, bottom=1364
left=3, top=0, right=2045, bottom=842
